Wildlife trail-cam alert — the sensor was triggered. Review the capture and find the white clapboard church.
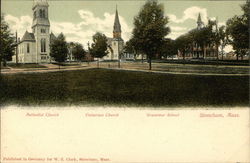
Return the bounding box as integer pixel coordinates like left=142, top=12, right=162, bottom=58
left=103, top=7, right=124, bottom=60
left=12, top=0, right=55, bottom=63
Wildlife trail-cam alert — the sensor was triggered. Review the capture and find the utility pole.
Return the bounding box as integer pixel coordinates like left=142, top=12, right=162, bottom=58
left=0, top=7, right=2, bottom=75
left=16, top=31, right=18, bottom=65
left=87, top=41, right=90, bottom=66
left=118, top=42, right=120, bottom=68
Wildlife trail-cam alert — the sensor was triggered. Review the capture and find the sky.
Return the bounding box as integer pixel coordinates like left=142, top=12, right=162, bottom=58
left=2, top=0, right=246, bottom=52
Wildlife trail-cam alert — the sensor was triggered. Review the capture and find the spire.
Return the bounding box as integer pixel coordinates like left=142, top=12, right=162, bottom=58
left=197, top=13, right=203, bottom=29
left=113, top=6, right=121, bottom=34
left=197, top=13, right=202, bottom=23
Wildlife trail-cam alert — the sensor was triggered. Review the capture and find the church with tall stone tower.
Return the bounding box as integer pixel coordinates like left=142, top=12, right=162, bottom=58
left=104, top=7, right=124, bottom=60
left=12, top=0, right=55, bottom=63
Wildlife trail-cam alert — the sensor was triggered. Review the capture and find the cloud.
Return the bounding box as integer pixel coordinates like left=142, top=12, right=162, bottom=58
left=167, top=26, right=188, bottom=39
left=170, top=26, right=187, bottom=32
left=5, top=14, right=33, bottom=38
left=218, top=21, right=226, bottom=27
left=167, top=31, right=187, bottom=39
left=167, top=6, right=208, bottom=24
left=5, top=10, right=132, bottom=47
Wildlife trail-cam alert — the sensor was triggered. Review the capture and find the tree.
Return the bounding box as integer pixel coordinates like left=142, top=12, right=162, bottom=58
left=89, top=32, right=108, bottom=67
left=69, top=42, right=86, bottom=62
left=0, top=14, right=15, bottom=72
left=131, top=0, right=170, bottom=70
left=160, top=38, right=177, bottom=59
left=226, top=0, right=249, bottom=60
left=175, top=34, right=192, bottom=60
left=124, top=38, right=138, bottom=60
left=217, top=25, right=229, bottom=60
left=50, top=33, right=68, bottom=66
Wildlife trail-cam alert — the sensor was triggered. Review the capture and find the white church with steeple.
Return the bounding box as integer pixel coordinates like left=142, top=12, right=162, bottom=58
left=104, top=7, right=124, bottom=60
left=12, top=0, right=56, bottom=63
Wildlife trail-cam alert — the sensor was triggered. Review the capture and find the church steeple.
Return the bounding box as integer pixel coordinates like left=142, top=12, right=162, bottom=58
left=32, top=0, right=50, bottom=28
left=33, top=0, right=49, bottom=9
left=113, top=6, right=122, bottom=39
left=197, top=13, right=203, bottom=30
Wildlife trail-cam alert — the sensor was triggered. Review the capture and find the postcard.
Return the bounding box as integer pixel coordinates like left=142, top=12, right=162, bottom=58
left=0, top=0, right=249, bottom=162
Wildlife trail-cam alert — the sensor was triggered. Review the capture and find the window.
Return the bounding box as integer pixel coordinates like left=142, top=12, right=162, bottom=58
left=39, top=9, right=43, bottom=18
left=27, top=43, right=30, bottom=53
left=41, top=29, right=46, bottom=33
left=39, top=9, right=46, bottom=18
left=42, top=10, right=46, bottom=18
left=41, top=39, right=46, bottom=52
left=41, top=56, right=46, bottom=60
left=33, top=11, right=36, bottom=19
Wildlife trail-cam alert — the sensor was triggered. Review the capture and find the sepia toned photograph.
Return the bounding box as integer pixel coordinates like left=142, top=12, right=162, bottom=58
left=0, top=0, right=249, bottom=162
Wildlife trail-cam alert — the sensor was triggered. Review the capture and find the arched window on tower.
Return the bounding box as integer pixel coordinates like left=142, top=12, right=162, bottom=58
left=39, top=9, right=43, bottom=18
left=41, top=39, right=46, bottom=52
left=42, top=10, right=46, bottom=18
left=33, top=11, right=36, bottom=19
left=44, top=39, right=46, bottom=52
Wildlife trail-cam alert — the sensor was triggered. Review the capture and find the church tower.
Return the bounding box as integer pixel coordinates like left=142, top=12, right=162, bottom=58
left=197, top=13, right=203, bottom=30
left=111, top=6, right=124, bottom=60
left=32, top=0, right=50, bottom=63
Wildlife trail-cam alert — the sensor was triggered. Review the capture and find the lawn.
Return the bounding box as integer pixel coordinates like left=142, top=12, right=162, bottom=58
left=0, top=68, right=249, bottom=107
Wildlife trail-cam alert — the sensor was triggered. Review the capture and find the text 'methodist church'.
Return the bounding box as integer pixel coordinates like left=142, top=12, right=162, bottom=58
left=13, top=0, right=124, bottom=63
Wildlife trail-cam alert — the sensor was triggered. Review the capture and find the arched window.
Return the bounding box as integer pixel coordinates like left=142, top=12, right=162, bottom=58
left=41, top=29, right=46, bottom=33
left=41, top=39, right=46, bottom=52
left=43, top=10, right=46, bottom=18
left=42, top=10, right=46, bottom=18
left=27, top=43, right=30, bottom=53
left=39, top=9, right=43, bottom=18
left=33, top=11, right=36, bottom=19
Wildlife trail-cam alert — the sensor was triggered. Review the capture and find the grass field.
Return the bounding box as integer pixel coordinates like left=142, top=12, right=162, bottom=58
left=0, top=68, right=249, bottom=107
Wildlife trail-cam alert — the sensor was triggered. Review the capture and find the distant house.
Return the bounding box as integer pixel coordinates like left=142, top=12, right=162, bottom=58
left=225, top=51, right=236, bottom=59
left=84, top=51, right=94, bottom=61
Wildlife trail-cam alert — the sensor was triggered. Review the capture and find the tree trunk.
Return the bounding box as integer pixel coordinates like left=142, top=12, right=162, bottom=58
left=149, top=56, right=152, bottom=70
left=183, top=50, right=185, bottom=60
left=118, top=59, right=120, bottom=68
left=236, top=54, right=239, bottom=61
left=221, top=45, right=224, bottom=61
left=0, top=56, right=2, bottom=75
left=204, top=46, right=206, bottom=59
